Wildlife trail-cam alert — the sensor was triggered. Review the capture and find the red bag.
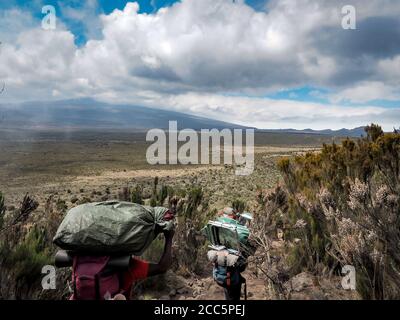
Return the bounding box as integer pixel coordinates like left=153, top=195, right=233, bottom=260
left=71, top=256, right=123, bottom=300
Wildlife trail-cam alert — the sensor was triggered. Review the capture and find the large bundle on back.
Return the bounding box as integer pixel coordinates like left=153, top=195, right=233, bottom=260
left=53, top=201, right=173, bottom=255
left=202, top=215, right=251, bottom=254
left=203, top=213, right=254, bottom=293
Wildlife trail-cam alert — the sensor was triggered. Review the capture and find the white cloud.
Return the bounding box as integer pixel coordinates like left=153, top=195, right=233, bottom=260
left=0, top=8, right=36, bottom=44
left=377, top=55, right=400, bottom=84
left=137, top=92, right=398, bottom=131
left=1, top=0, right=400, bottom=129
left=0, top=28, right=76, bottom=94
left=59, top=0, right=103, bottom=40
left=329, top=81, right=400, bottom=104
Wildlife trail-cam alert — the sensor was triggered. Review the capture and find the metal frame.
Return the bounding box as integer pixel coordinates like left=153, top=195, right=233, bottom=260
left=206, top=220, right=242, bottom=255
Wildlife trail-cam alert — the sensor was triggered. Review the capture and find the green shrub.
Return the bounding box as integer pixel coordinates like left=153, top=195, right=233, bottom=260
left=276, top=124, right=400, bottom=299
left=182, top=187, right=203, bottom=218
left=141, top=235, right=165, bottom=263
left=130, top=185, right=144, bottom=205
left=56, top=199, right=67, bottom=212
left=148, top=177, right=174, bottom=207
left=232, top=199, right=246, bottom=213
left=0, top=192, right=5, bottom=230
left=4, top=226, right=52, bottom=286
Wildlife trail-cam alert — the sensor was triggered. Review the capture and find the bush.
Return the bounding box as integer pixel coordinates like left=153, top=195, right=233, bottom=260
left=275, top=125, right=400, bottom=299
left=0, top=195, right=64, bottom=299
left=0, top=192, right=5, bottom=230
left=232, top=199, right=246, bottom=213
left=2, top=226, right=52, bottom=292
left=56, top=199, right=68, bottom=212
left=181, top=187, right=203, bottom=219
left=251, top=186, right=290, bottom=298
left=130, top=185, right=144, bottom=205
left=173, top=186, right=208, bottom=275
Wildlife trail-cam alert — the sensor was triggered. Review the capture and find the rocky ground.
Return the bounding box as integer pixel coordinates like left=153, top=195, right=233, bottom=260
left=135, top=251, right=359, bottom=301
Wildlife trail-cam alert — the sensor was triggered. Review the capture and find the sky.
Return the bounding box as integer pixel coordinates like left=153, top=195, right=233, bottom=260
left=0, top=0, right=399, bottom=130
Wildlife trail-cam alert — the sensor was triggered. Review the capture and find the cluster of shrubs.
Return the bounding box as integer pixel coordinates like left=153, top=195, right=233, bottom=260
left=0, top=193, right=57, bottom=299
left=255, top=125, right=399, bottom=299
left=1, top=226, right=52, bottom=292
left=0, top=192, right=5, bottom=230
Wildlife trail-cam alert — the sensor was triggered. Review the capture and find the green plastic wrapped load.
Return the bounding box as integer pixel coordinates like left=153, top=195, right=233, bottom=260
left=202, top=216, right=250, bottom=252
left=53, top=201, right=173, bottom=255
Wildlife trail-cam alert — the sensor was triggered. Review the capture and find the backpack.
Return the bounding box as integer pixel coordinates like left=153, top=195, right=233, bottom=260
left=212, top=265, right=247, bottom=300
left=213, top=265, right=241, bottom=288
left=70, top=256, right=124, bottom=300
left=208, top=249, right=248, bottom=299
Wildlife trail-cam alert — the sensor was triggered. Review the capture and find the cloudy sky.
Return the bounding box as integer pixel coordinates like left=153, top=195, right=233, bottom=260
left=0, top=0, right=399, bottom=130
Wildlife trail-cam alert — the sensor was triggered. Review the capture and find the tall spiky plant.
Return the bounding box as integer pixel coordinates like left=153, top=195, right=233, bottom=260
left=130, top=185, right=144, bottom=205
left=0, top=191, right=5, bottom=230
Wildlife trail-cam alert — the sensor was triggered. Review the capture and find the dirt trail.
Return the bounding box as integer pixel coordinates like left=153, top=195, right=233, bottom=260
left=71, top=166, right=224, bottom=185
left=139, top=272, right=268, bottom=301
left=141, top=268, right=358, bottom=301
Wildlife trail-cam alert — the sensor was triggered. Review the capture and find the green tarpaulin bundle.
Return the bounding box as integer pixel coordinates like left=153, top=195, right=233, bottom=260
left=53, top=201, right=173, bottom=255
left=202, top=216, right=250, bottom=252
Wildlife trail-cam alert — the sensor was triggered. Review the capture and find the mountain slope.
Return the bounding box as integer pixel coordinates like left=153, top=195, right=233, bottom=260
left=0, top=98, right=368, bottom=136
left=0, top=98, right=248, bottom=130
left=260, top=127, right=366, bottom=137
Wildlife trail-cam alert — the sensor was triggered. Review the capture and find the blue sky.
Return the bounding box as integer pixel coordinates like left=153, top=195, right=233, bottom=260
left=1, top=1, right=182, bottom=44
left=0, top=0, right=265, bottom=17
left=0, top=1, right=267, bottom=47
left=265, top=87, right=400, bottom=109
left=0, top=0, right=399, bottom=129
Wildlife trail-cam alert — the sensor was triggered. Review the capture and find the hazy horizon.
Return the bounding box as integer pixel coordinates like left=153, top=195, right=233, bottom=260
left=0, top=97, right=377, bottom=132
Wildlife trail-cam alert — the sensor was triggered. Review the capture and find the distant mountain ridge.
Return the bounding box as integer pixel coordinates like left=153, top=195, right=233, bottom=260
left=0, top=98, right=248, bottom=130
left=0, top=98, right=365, bottom=136
left=260, top=127, right=366, bottom=137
